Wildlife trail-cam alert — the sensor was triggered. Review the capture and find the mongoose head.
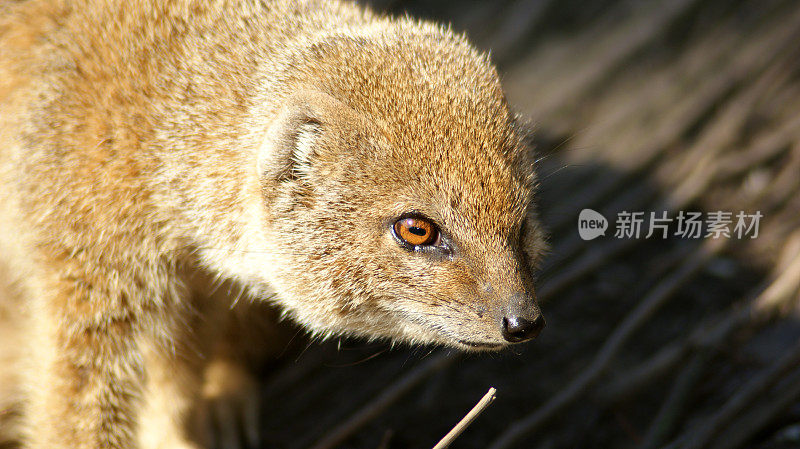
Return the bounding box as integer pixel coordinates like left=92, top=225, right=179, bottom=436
left=239, top=23, right=546, bottom=350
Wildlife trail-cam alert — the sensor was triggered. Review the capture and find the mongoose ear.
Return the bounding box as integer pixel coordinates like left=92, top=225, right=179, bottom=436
left=257, top=90, right=358, bottom=183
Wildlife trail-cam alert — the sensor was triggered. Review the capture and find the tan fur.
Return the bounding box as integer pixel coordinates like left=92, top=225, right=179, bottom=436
left=0, top=0, right=546, bottom=447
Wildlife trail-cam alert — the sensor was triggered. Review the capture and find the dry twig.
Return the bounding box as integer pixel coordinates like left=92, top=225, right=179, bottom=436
left=431, top=387, right=497, bottom=449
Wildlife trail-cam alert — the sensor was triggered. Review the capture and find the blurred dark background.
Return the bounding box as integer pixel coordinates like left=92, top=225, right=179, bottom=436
left=256, top=1, right=800, bottom=448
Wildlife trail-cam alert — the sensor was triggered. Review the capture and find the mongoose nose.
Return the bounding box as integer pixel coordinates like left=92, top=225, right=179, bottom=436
left=502, top=315, right=546, bottom=342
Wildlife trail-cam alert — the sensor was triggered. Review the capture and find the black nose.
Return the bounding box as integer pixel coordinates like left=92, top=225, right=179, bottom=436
left=502, top=315, right=546, bottom=342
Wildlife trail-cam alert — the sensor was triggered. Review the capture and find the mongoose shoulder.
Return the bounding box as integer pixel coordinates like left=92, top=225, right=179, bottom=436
left=0, top=0, right=547, bottom=447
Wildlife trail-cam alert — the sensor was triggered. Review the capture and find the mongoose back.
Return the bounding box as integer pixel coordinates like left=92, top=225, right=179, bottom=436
left=0, top=0, right=547, bottom=447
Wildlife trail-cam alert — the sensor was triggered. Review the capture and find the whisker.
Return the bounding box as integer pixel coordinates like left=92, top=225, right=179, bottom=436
left=324, top=347, right=389, bottom=367
left=538, top=163, right=573, bottom=183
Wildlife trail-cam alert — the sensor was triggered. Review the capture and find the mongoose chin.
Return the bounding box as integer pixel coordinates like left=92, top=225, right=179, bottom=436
left=0, top=0, right=547, bottom=447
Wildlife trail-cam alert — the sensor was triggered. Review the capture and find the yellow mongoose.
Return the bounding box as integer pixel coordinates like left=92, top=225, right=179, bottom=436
left=0, top=0, right=547, bottom=447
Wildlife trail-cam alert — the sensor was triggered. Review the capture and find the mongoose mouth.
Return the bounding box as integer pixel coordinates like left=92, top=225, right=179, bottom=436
left=457, top=339, right=506, bottom=350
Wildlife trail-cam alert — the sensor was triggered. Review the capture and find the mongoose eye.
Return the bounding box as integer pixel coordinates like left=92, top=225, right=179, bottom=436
left=393, top=216, right=440, bottom=247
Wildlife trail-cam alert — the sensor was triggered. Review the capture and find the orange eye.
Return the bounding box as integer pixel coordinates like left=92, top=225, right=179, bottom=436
left=394, top=217, right=438, bottom=246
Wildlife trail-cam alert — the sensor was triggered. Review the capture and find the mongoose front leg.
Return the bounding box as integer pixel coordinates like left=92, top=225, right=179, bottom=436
left=138, top=335, right=203, bottom=449
left=23, top=259, right=153, bottom=449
